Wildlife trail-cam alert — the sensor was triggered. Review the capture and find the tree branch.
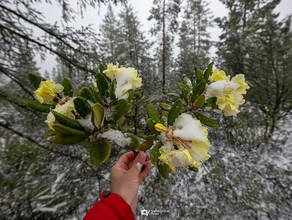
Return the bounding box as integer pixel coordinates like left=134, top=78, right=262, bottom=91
left=0, top=120, right=95, bottom=170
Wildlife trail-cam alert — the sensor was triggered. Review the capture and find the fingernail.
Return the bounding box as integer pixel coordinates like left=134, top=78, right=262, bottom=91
left=136, top=162, right=143, bottom=171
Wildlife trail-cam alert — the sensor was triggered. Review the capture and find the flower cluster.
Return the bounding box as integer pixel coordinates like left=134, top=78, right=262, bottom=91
left=155, top=113, right=210, bottom=172
left=205, top=69, right=250, bottom=116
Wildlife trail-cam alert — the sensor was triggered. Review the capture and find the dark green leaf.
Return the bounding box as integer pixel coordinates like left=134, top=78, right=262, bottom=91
left=137, top=139, right=153, bottom=151
left=23, top=100, right=50, bottom=112
left=99, top=64, right=106, bottom=73
left=189, top=167, right=199, bottom=173
left=89, top=138, right=111, bottom=166
left=126, top=134, right=140, bottom=150
left=62, top=78, right=73, bottom=97
left=191, top=81, right=206, bottom=102
left=157, top=163, right=169, bottom=179
left=96, top=73, right=109, bottom=97
left=194, top=95, right=205, bottom=108
left=177, top=82, right=189, bottom=101
left=28, top=73, right=45, bottom=89
left=195, top=69, right=204, bottom=82
left=168, top=100, right=182, bottom=126
left=113, top=99, right=131, bottom=121
left=53, top=133, right=87, bottom=145
left=51, top=110, right=84, bottom=130
left=78, top=87, right=101, bottom=103
left=150, top=142, right=162, bottom=165
left=146, top=103, right=160, bottom=123
left=92, top=103, right=104, bottom=129
left=45, top=130, right=57, bottom=137
left=74, top=96, right=91, bottom=118
left=109, top=79, right=116, bottom=101
left=204, top=62, right=214, bottom=81
left=206, top=97, right=218, bottom=108
left=52, top=124, right=88, bottom=136
left=146, top=118, right=156, bottom=133
left=194, top=112, right=219, bottom=128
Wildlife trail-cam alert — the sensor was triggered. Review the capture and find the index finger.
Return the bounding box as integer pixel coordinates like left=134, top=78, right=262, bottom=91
left=115, top=151, right=136, bottom=166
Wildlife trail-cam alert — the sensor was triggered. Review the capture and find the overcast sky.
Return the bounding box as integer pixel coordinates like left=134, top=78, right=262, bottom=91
left=34, top=0, right=292, bottom=75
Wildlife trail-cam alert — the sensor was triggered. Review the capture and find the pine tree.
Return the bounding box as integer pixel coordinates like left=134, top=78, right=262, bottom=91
left=148, top=0, right=181, bottom=93
left=216, top=0, right=292, bottom=141
left=177, top=0, right=213, bottom=78
left=98, top=4, right=121, bottom=63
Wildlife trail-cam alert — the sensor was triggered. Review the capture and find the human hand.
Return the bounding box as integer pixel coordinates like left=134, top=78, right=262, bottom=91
left=110, top=151, right=152, bottom=214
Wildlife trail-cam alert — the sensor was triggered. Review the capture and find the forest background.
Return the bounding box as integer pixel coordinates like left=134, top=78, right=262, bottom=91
left=0, top=0, right=291, bottom=219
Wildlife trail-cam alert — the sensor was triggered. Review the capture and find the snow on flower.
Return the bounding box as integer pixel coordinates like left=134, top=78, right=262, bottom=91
left=155, top=113, right=211, bottom=172
left=206, top=70, right=249, bottom=116
left=45, top=98, right=76, bottom=130
left=34, top=80, right=64, bottom=104
left=103, top=64, right=142, bottom=99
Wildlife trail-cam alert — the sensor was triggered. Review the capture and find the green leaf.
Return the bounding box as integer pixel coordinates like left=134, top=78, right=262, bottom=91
left=92, top=103, right=104, bottom=129
left=183, top=76, right=192, bottom=88
left=159, top=103, right=171, bottom=111
left=23, top=100, right=50, bottom=112
left=157, top=163, right=169, bottom=179
left=96, top=73, right=109, bottom=97
left=109, top=79, right=116, bottom=101
left=189, top=167, right=199, bottom=173
left=137, top=139, right=153, bottom=151
left=89, top=138, right=111, bottom=166
left=78, top=87, right=98, bottom=103
left=177, top=82, right=189, bottom=102
left=168, top=100, right=182, bottom=126
left=167, top=92, right=180, bottom=98
left=191, top=81, right=206, bottom=102
left=51, top=110, right=84, bottom=130
left=52, top=124, right=88, bottom=136
left=62, top=78, right=73, bottom=97
left=146, top=118, right=156, bottom=133
left=99, top=64, right=106, bottom=73
left=206, top=97, right=217, bottom=108
left=150, top=142, right=162, bottom=165
left=194, top=95, right=205, bottom=108
left=113, top=99, right=131, bottom=121
left=74, top=96, right=91, bottom=118
left=194, top=112, right=219, bottom=128
left=126, top=134, right=140, bottom=150
left=146, top=103, right=160, bottom=123
left=195, top=69, right=204, bottom=82
left=204, top=62, right=214, bottom=81
left=53, top=133, right=87, bottom=145
left=45, top=130, right=57, bottom=137
left=28, top=73, right=45, bottom=89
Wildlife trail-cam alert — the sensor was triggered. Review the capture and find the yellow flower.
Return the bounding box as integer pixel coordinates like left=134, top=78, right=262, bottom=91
left=156, top=113, right=211, bottom=172
left=208, top=69, right=230, bottom=82
left=34, top=80, right=64, bottom=104
left=115, top=67, right=142, bottom=99
left=103, top=63, right=120, bottom=80
left=159, top=147, right=202, bottom=173
left=45, top=99, right=76, bottom=130
left=205, top=73, right=249, bottom=116
left=231, top=74, right=250, bottom=94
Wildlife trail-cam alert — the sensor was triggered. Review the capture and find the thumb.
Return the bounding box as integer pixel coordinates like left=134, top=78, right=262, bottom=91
left=129, top=152, right=146, bottom=175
